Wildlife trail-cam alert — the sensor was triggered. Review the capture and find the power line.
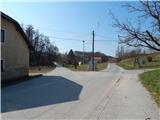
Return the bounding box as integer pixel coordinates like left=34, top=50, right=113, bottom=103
left=71, top=33, right=90, bottom=39
left=35, top=26, right=91, bottom=35
left=49, top=36, right=84, bottom=41
left=49, top=36, right=117, bottom=42
left=96, top=39, right=118, bottom=42
left=96, top=34, right=108, bottom=39
left=35, top=26, right=117, bottom=40
left=32, top=26, right=118, bottom=42
left=31, top=26, right=118, bottom=42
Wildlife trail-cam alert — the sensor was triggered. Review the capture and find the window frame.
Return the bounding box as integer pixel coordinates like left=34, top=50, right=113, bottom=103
left=1, top=29, right=6, bottom=43
left=1, top=59, right=5, bottom=72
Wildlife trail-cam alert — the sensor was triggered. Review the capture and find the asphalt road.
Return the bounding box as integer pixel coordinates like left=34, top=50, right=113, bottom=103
left=1, top=64, right=159, bottom=119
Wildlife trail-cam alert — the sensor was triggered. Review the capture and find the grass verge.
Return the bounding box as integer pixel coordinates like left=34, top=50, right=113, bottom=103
left=96, top=63, right=108, bottom=71
left=29, top=66, right=55, bottom=74
left=118, top=53, right=160, bottom=70
left=139, top=69, right=160, bottom=106
left=65, top=64, right=88, bottom=71
left=66, top=63, right=108, bottom=71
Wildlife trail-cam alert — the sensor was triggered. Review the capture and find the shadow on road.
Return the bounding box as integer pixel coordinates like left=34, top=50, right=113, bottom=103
left=1, top=76, right=83, bottom=113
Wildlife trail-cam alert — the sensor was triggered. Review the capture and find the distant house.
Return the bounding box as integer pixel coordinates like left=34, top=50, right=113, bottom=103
left=91, top=56, right=102, bottom=63
left=1, top=12, right=33, bottom=82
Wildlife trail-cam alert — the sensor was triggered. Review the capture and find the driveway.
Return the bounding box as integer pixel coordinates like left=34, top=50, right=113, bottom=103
left=1, top=64, right=159, bottom=119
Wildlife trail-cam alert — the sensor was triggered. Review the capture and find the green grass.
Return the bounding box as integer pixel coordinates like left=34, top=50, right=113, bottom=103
left=96, top=63, right=108, bottom=71
left=66, top=63, right=108, bottom=71
left=29, top=66, right=55, bottom=73
left=139, top=69, right=160, bottom=106
left=65, top=64, right=89, bottom=71
left=118, top=58, right=135, bottom=69
left=118, top=53, right=160, bottom=69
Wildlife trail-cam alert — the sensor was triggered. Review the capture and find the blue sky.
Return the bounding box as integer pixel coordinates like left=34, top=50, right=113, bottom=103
left=1, top=1, right=139, bottom=56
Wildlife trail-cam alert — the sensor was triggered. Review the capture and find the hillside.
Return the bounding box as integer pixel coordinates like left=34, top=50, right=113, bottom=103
left=118, top=53, right=160, bottom=69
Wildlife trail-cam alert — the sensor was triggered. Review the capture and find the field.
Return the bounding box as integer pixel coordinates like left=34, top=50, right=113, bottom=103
left=139, top=69, right=160, bottom=106
left=65, top=63, right=108, bottom=71
left=118, top=53, right=160, bottom=69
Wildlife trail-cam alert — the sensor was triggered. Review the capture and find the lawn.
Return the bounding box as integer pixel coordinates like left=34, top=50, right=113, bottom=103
left=96, top=63, right=108, bottom=71
left=29, top=66, right=55, bottom=74
left=118, top=53, right=160, bottom=69
left=118, top=58, right=135, bottom=69
left=65, top=64, right=89, bottom=71
left=139, top=69, right=160, bottom=106
left=65, top=63, right=108, bottom=71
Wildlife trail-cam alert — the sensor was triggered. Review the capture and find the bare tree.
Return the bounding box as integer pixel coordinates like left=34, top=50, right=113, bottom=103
left=67, top=49, right=75, bottom=65
left=25, top=25, right=35, bottom=45
left=24, top=24, right=59, bottom=66
left=111, top=1, right=160, bottom=51
left=116, top=45, right=125, bottom=59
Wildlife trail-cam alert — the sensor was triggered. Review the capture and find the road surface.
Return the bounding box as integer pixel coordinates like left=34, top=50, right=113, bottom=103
left=1, top=64, right=159, bottom=119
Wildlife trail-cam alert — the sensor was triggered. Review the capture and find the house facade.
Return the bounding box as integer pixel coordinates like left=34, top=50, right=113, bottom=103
left=90, top=56, right=102, bottom=63
left=1, top=12, right=32, bottom=82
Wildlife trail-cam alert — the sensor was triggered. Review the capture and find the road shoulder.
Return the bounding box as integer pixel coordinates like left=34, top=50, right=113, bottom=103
left=98, top=71, right=159, bottom=119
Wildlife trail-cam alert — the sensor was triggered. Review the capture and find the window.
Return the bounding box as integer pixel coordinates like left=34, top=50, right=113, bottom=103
left=1, top=29, right=5, bottom=42
left=1, top=60, right=5, bottom=72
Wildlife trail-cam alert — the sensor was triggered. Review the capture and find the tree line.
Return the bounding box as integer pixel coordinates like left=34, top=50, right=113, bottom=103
left=60, top=49, right=112, bottom=66
left=22, top=25, right=111, bottom=67
left=116, top=45, right=146, bottom=60
left=23, top=25, right=60, bottom=66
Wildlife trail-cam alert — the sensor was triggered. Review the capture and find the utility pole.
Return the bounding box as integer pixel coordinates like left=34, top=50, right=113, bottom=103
left=92, top=30, right=95, bottom=71
left=82, top=40, right=85, bottom=64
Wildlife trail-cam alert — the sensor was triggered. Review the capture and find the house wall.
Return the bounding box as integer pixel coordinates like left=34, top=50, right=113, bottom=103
left=1, top=17, right=29, bottom=81
left=91, top=57, right=102, bottom=63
